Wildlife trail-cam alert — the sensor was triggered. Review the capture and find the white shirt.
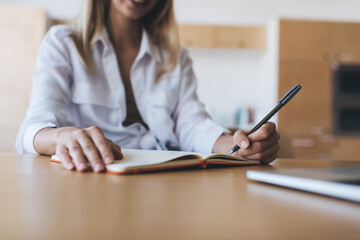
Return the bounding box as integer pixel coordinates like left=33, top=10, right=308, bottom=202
left=16, top=25, right=226, bottom=154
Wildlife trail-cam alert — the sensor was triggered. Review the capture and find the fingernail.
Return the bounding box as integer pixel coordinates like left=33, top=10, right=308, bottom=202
left=65, top=162, right=74, bottom=170
left=240, top=140, right=249, bottom=149
left=78, top=163, right=87, bottom=171
left=104, top=157, right=113, bottom=164
left=94, top=163, right=104, bottom=172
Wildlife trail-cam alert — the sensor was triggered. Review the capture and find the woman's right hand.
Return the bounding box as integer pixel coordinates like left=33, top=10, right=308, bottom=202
left=34, top=126, right=123, bottom=172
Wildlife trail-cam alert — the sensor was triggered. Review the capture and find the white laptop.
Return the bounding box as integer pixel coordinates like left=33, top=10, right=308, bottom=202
left=246, top=166, right=360, bottom=203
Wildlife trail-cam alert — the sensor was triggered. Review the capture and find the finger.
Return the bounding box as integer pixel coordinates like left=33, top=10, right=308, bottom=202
left=108, top=140, right=123, bottom=161
left=87, top=126, right=114, bottom=165
left=233, top=129, right=250, bottom=150
left=241, top=142, right=280, bottom=161
left=67, top=142, right=88, bottom=172
left=76, top=129, right=105, bottom=173
left=56, top=146, right=75, bottom=170
left=247, top=122, right=276, bottom=143
left=235, top=131, right=280, bottom=157
left=260, top=147, right=279, bottom=164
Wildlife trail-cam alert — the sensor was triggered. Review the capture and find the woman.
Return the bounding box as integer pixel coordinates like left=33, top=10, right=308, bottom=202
left=16, top=0, right=280, bottom=172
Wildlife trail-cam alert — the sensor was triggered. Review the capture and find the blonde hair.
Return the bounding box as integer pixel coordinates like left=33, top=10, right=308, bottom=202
left=71, top=0, right=179, bottom=81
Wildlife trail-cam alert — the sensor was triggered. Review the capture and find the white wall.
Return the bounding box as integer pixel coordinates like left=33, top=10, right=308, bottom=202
left=175, top=0, right=360, bottom=25
left=0, top=0, right=81, bottom=20
left=3, top=0, right=360, bottom=24
left=1, top=0, right=360, bottom=127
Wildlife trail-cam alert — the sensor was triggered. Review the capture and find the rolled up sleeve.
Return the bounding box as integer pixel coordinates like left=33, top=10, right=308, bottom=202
left=173, top=49, right=228, bottom=153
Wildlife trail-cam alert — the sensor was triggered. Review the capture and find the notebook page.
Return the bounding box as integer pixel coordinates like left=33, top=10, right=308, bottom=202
left=106, top=148, right=202, bottom=172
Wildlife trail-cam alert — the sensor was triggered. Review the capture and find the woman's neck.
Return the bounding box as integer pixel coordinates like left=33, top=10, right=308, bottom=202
left=106, top=6, right=142, bottom=50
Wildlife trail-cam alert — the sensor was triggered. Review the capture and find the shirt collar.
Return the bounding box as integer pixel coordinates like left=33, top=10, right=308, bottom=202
left=95, top=26, right=162, bottom=63
left=138, top=29, right=162, bottom=63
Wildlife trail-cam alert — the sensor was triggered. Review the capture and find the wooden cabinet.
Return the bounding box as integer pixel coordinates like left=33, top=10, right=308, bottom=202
left=279, top=20, right=331, bottom=62
left=331, top=22, right=360, bottom=63
left=216, top=26, right=266, bottom=49
left=277, top=19, right=360, bottom=160
left=332, top=137, right=360, bottom=161
left=278, top=62, right=332, bottom=135
left=178, top=25, right=217, bottom=48
left=178, top=24, right=266, bottom=50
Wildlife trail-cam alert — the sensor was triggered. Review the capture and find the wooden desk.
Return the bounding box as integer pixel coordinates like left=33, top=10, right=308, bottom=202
left=1, top=154, right=360, bottom=240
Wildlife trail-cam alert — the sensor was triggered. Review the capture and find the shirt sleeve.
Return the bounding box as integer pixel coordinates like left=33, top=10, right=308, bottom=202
left=15, top=26, right=75, bottom=153
left=173, top=49, right=229, bottom=153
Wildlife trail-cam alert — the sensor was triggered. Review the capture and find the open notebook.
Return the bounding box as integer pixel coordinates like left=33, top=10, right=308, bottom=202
left=51, top=148, right=260, bottom=174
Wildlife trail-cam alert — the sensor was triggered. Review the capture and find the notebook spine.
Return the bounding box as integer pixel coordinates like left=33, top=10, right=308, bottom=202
left=200, top=159, right=207, bottom=168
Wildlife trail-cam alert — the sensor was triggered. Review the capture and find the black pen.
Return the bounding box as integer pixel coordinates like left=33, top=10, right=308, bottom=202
left=229, top=84, right=302, bottom=155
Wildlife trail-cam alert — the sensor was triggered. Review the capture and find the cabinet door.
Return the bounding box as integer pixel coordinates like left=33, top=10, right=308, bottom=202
left=278, top=62, right=332, bottom=135
left=332, top=137, right=360, bottom=160
left=331, top=22, right=360, bottom=63
left=178, top=24, right=217, bottom=48
left=216, top=26, right=266, bottom=50
left=279, top=20, right=331, bottom=62
left=178, top=24, right=266, bottom=50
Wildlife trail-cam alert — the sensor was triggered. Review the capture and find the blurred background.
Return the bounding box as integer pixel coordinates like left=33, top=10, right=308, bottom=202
left=1, top=0, right=360, bottom=160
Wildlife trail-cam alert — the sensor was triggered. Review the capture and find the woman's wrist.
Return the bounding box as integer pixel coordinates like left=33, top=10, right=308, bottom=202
left=33, top=127, right=60, bottom=155
left=212, top=134, right=234, bottom=154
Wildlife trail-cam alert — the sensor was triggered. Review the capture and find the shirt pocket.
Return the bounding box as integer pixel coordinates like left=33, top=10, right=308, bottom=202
left=71, top=82, right=121, bottom=127
left=71, top=82, right=120, bottom=109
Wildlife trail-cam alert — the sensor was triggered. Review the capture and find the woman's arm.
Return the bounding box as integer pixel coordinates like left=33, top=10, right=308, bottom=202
left=213, top=122, right=280, bottom=164
left=171, top=49, right=227, bottom=153
left=16, top=26, right=123, bottom=172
